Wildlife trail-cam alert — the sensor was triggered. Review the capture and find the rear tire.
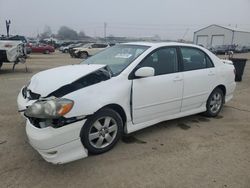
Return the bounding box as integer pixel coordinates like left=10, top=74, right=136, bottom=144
left=204, top=88, right=224, bottom=117
left=80, top=108, right=123, bottom=154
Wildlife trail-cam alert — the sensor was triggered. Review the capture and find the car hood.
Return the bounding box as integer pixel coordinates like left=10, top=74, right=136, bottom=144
left=28, top=64, right=106, bottom=97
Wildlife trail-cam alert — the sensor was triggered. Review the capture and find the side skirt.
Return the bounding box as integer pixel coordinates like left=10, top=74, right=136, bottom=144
left=125, top=106, right=206, bottom=134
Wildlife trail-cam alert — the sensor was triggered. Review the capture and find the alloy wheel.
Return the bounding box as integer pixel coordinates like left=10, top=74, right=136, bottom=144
left=209, top=92, right=222, bottom=114
left=88, top=116, right=118, bottom=149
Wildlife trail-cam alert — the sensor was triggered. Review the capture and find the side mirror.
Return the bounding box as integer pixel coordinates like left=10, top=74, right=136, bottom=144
left=134, top=67, right=155, bottom=78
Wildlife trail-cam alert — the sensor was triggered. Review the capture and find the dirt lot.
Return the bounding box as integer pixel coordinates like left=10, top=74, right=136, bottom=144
left=0, top=51, right=250, bottom=188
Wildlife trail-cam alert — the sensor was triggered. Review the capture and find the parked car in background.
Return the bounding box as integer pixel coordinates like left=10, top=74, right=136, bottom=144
left=26, top=46, right=32, bottom=54
left=0, top=40, right=26, bottom=70
left=59, top=44, right=71, bottom=52
left=29, top=43, right=55, bottom=54
left=60, top=43, right=83, bottom=53
left=0, top=35, right=30, bottom=55
left=234, top=45, right=248, bottom=53
left=71, top=43, right=109, bottom=58
left=210, top=45, right=236, bottom=54
left=3, top=35, right=28, bottom=43
left=17, top=42, right=236, bottom=164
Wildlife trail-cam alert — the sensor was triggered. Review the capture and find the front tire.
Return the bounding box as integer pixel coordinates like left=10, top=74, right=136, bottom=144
left=204, top=88, right=224, bottom=117
left=80, top=108, right=123, bottom=154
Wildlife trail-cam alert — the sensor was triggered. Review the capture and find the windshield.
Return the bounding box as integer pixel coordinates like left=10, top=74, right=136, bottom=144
left=80, top=44, right=149, bottom=75
left=81, top=43, right=92, bottom=48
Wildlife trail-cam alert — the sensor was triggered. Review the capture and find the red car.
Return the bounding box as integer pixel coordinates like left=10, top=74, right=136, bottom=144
left=29, top=43, right=55, bottom=54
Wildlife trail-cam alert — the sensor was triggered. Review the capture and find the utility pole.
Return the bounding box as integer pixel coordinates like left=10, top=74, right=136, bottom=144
left=104, top=22, right=107, bottom=42
left=6, top=20, right=11, bottom=37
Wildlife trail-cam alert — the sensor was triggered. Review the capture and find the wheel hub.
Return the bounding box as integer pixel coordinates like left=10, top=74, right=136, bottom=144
left=99, top=128, right=107, bottom=137
left=210, top=92, right=222, bottom=113
left=88, top=116, right=118, bottom=149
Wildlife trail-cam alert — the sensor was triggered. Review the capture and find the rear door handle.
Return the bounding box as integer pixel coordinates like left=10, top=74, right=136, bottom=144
left=173, top=76, right=183, bottom=81
left=208, top=71, right=215, bottom=76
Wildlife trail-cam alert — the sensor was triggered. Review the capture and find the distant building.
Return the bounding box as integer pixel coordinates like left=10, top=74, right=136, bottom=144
left=193, top=24, right=250, bottom=48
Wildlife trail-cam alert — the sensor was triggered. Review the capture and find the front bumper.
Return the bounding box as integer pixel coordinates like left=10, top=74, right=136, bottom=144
left=17, top=89, right=88, bottom=164
left=26, top=118, right=88, bottom=164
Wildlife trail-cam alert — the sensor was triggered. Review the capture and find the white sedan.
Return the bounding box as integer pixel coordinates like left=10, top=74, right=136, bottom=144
left=17, top=42, right=236, bottom=164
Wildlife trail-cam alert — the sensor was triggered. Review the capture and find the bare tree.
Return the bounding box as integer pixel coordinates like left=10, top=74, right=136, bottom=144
left=57, top=26, right=78, bottom=40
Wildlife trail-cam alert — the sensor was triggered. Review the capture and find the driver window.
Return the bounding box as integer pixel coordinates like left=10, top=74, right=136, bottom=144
left=139, top=47, right=178, bottom=76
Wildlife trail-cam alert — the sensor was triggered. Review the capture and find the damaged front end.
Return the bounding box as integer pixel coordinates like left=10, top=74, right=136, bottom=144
left=19, top=66, right=112, bottom=129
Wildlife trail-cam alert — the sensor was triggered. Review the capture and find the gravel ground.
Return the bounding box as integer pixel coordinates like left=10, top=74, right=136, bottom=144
left=0, top=51, right=250, bottom=188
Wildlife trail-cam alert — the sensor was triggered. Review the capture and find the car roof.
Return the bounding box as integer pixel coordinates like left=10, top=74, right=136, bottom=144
left=123, top=42, right=199, bottom=48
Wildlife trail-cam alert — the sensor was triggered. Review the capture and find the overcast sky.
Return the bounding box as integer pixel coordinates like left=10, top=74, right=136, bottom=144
left=0, top=0, right=250, bottom=40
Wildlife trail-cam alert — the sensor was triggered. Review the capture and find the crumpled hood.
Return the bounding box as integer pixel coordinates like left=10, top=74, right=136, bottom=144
left=28, top=64, right=106, bottom=97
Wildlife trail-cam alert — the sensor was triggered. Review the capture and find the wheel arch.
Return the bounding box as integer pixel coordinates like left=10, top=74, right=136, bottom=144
left=213, top=84, right=226, bottom=103
left=97, top=104, right=127, bottom=126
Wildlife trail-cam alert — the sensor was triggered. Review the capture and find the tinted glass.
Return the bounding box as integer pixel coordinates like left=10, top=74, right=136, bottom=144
left=206, top=56, right=214, bottom=68
left=180, top=47, right=213, bottom=71
left=139, top=47, right=178, bottom=75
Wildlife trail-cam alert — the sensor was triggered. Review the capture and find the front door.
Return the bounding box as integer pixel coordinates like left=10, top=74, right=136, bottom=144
left=132, top=47, right=183, bottom=124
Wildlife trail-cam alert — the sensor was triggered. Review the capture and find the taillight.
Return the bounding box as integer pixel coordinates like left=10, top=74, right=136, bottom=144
left=4, top=44, right=13, bottom=48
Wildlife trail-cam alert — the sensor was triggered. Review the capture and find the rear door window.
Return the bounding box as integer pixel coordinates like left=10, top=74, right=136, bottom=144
left=180, top=47, right=214, bottom=71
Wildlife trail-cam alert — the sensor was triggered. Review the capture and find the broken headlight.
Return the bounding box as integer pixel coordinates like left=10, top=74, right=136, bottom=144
left=25, top=98, right=74, bottom=119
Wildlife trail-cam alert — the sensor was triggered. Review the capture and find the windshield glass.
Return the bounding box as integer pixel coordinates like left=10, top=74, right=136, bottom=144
left=81, top=43, right=92, bottom=48
left=80, top=44, right=149, bottom=75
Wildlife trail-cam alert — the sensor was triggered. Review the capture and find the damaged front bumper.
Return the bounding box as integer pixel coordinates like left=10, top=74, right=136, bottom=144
left=26, top=118, right=88, bottom=164
left=17, top=89, right=89, bottom=164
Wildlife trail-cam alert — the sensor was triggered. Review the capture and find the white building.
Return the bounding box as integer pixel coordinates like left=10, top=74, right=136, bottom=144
left=193, top=24, right=250, bottom=48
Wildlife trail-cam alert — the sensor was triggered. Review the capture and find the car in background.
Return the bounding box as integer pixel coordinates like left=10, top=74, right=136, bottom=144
left=26, top=46, right=32, bottom=54
left=17, top=42, right=236, bottom=164
left=60, top=43, right=83, bottom=53
left=0, top=35, right=30, bottom=55
left=210, top=45, right=236, bottom=54
left=29, top=43, right=55, bottom=54
left=71, top=43, right=109, bottom=58
left=0, top=40, right=26, bottom=70
left=234, top=45, right=248, bottom=53
left=2, top=35, right=28, bottom=43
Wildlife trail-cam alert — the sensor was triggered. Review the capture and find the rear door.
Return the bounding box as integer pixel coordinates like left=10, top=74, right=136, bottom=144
left=179, top=47, right=216, bottom=112
left=132, top=47, right=183, bottom=124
